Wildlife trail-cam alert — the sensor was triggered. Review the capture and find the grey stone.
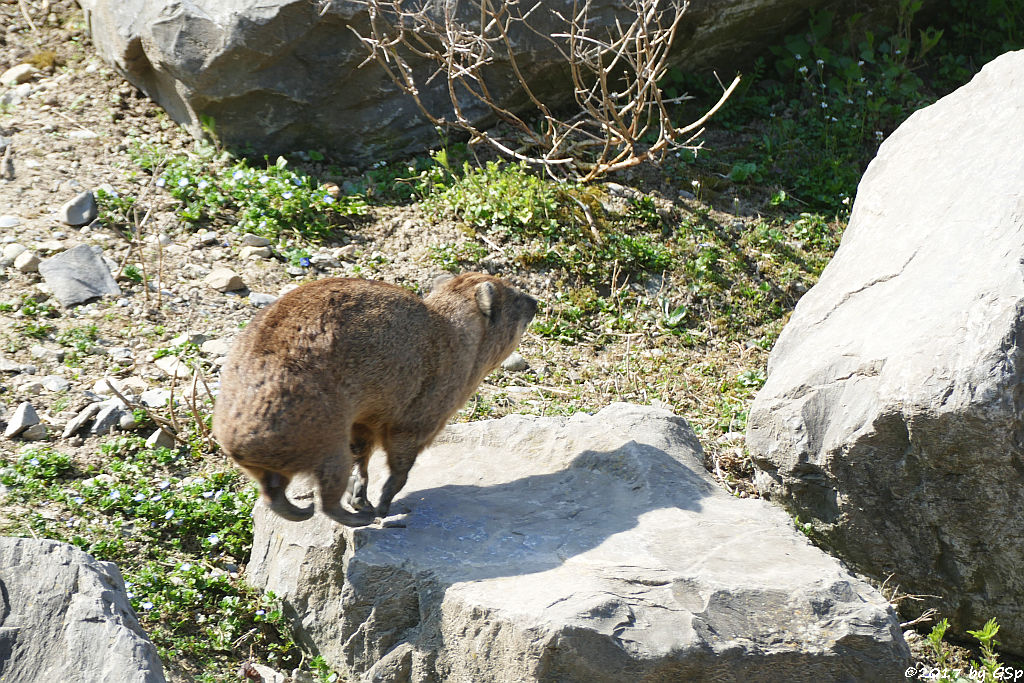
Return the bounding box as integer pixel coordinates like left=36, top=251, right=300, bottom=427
left=140, top=388, right=173, bottom=408
left=20, top=423, right=48, bottom=441
left=41, top=375, right=71, bottom=393
left=239, top=245, right=273, bottom=259
left=4, top=402, right=40, bottom=438
left=0, top=64, right=38, bottom=86
left=145, top=427, right=177, bottom=450
left=248, top=292, right=278, bottom=307
left=248, top=403, right=908, bottom=681
left=13, top=251, right=40, bottom=273
left=30, top=345, right=64, bottom=363
left=77, top=0, right=883, bottom=164
left=204, top=267, right=245, bottom=292
left=38, top=244, right=122, bottom=306
left=747, top=50, right=1024, bottom=653
left=2, top=243, right=27, bottom=265
left=91, top=401, right=126, bottom=436
left=500, top=351, right=529, bottom=372
left=62, top=402, right=102, bottom=439
left=241, top=233, right=272, bottom=247
left=0, top=356, right=26, bottom=373
left=199, top=338, right=231, bottom=356
left=154, top=355, right=190, bottom=380
left=0, top=215, right=21, bottom=229
left=58, top=191, right=99, bottom=226
left=308, top=253, right=339, bottom=269
left=0, top=537, right=165, bottom=682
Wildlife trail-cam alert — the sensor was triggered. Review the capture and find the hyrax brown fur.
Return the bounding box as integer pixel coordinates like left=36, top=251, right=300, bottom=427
left=212, top=273, right=537, bottom=526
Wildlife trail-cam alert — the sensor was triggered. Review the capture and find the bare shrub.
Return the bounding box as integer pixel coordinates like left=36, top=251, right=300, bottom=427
left=325, top=0, right=739, bottom=181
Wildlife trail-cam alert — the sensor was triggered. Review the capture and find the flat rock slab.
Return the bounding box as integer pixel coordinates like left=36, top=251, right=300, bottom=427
left=0, top=537, right=165, bottom=682
left=247, top=403, right=908, bottom=682
left=38, top=243, right=121, bottom=306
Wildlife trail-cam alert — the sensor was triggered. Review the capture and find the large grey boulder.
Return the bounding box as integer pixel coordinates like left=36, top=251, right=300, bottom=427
left=80, top=0, right=884, bottom=164
left=747, top=50, right=1024, bottom=652
left=0, top=537, right=166, bottom=682
left=247, top=403, right=908, bottom=682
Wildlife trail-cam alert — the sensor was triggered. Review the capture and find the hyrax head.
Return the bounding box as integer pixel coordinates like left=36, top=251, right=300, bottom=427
left=427, top=272, right=538, bottom=370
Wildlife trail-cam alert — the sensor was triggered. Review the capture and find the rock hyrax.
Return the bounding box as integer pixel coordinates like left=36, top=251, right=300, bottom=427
left=212, top=273, right=537, bottom=525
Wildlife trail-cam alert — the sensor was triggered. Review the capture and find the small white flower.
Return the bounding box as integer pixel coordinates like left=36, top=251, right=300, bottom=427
left=29, top=458, right=39, bottom=466
left=255, top=609, right=266, bottom=616
left=842, top=196, right=851, bottom=205
left=816, top=58, right=824, bottom=66
left=158, top=480, right=170, bottom=490
left=895, top=49, right=901, bottom=55
left=177, top=177, right=189, bottom=187
left=866, top=90, right=873, bottom=96
left=323, top=195, right=335, bottom=204
left=133, top=493, right=146, bottom=502
left=798, top=65, right=809, bottom=75
left=820, top=102, right=828, bottom=108
left=164, top=509, right=174, bottom=520
left=180, top=563, right=192, bottom=572
left=875, top=130, right=884, bottom=141
left=108, top=490, right=121, bottom=500
left=141, top=601, right=154, bottom=610
left=259, top=174, right=269, bottom=184
left=794, top=53, right=802, bottom=60
left=150, top=494, right=162, bottom=502
left=232, top=170, right=245, bottom=180
left=858, top=60, right=864, bottom=66
left=282, top=191, right=293, bottom=199
left=207, top=533, right=220, bottom=545
left=73, top=496, right=84, bottom=504
left=155, top=177, right=166, bottom=187
left=197, top=179, right=209, bottom=190
left=202, top=490, right=214, bottom=499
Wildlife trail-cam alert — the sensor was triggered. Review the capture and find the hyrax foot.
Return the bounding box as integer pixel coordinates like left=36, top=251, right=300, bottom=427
left=268, top=497, right=315, bottom=522
left=322, top=504, right=376, bottom=527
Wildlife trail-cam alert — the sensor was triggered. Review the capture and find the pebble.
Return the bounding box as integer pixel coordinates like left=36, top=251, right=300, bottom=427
left=0, top=64, right=38, bottom=86
left=0, top=216, right=21, bottom=229
left=14, top=251, right=40, bottom=273
left=239, top=245, right=272, bottom=259
left=140, top=388, right=173, bottom=408
left=2, top=243, right=27, bottom=264
left=108, top=347, right=135, bottom=364
left=146, top=428, right=177, bottom=450
left=204, top=267, right=245, bottom=292
left=171, top=332, right=207, bottom=347
left=0, top=356, right=26, bottom=373
left=310, top=253, right=340, bottom=269
left=61, top=402, right=101, bottom=438
left=91, top=402, right=126, bottom=436
left=57, top=190, right=99, bottom=226
left=197, top=231, right=219, bottom=246
left=154, top=355, right=191, bottom=379
left=200, top=338, right=231, bottom=356
left=4, top=402, right=40, bottom=438
left=20, top=423, right=48, bottom=441
left=30, top=345, right=65, bottom=363
left=335, top=244, right=357, bottom=260
left=248, top=292, right=277, bottom=307
left=38, top=244, right=121, bottom=306
left=40, top=375, right=71, bottom=393
left=241, top=233, right=272, bottom=247
left=501, top=352, right=529, bottom=372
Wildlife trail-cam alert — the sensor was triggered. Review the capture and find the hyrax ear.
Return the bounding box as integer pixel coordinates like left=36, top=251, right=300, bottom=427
left=475, top=281, right=496, bottom=320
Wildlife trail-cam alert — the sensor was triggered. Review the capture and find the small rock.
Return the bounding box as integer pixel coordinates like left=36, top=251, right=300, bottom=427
left=91, top=402, right=126, bottom=436
left=40, top=376, right=71, bottom=393
left=14, top=251, right=40, bottom=274
left=0, top=216, right=21, bottom=229
left=140, top=388, right=173, bottom=408
left=30, top=345, right=65, bottom=363
left=154, top=355, right=190, bottom=379
left=0, top=64, right=38, bottom=86
left=108, top=347, right=134, bottom=364
left=285, top=266, right=305, bottom=277
left=58, top=191, right=99, bottom=227
left=61, top=402, right=102, bottom=439
left=20, top=423, right=48, bottom=441
left=310, top=253, right=340, bottom=269
left=241, top=233, right=271, bottom=247
left=37, top=240, right=66, bottom=253
left=0, top=356, right=25, bottom=373
left=335, top=244, right=357, bottom=260
left=197, top=231, right=220, bottom=246
left=145, top=428, right=177, bottom=450
left=119, top=412, right=139, bottom=431
left=248, top=292, right=277, bottom=307
left=170, top=332, right=207, bottom=347
left=38, top=244, right=121, bottom=306
left=2, top=243, right=27, bottom=265
left=4, top=402, right=40, bottom=438
left=239, top=245, right=272, bottom=259
left=200, top=338, right=231, bottom=356
left=204, top=267, right=245, bottom=292
left=501, top=352, right=529, bottom=372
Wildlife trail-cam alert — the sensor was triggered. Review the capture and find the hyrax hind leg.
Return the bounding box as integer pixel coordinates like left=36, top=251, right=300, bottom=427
left=316, top=448, right=376, bottom=527
left=240, top=465, right=314, bottom=522
left=376, top=432, right=429, bottom=518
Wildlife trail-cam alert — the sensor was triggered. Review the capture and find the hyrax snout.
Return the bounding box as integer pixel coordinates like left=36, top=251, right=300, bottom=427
left=212, top=273, right=537, bottom=525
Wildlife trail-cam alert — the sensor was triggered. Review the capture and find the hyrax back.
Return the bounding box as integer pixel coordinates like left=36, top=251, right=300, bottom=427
left=212, top=273, right=537, bottom=525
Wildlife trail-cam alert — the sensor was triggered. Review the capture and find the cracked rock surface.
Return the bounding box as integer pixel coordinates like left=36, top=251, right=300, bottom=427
left=0, top=536, right=165, bottom=682
left=747, top=49, right=1024, bottom=652
left=247, top=403, right=908, bottom=682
